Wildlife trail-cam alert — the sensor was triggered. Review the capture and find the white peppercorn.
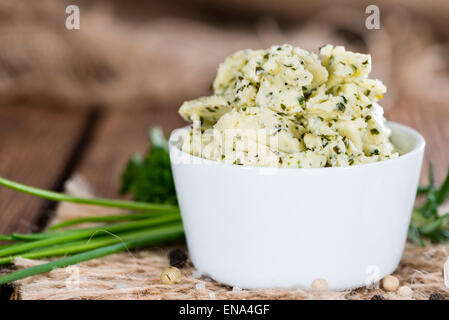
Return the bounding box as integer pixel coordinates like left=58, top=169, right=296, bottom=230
left=382, top=275, right=399, bottom=292
left=311, top=278, right=328, bottom=291
left=398, top=286, right=413, bottom=297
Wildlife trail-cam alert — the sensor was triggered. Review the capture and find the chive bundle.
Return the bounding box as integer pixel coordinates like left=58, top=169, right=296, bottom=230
left=0, top=177, right=184, bottom=285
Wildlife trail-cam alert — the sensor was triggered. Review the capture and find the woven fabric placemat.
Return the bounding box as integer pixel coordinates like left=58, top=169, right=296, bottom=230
left=8, top=175, right=449, bottom=300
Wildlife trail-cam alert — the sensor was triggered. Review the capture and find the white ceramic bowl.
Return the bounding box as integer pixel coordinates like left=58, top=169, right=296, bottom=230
left=169, top=122, right=425, bottom=290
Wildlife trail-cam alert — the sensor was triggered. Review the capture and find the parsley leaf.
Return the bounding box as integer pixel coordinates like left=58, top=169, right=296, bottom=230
left=119, top=127, right=177, bottom=205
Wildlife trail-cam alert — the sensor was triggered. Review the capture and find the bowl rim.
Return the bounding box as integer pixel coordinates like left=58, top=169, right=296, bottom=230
left=168, top=121, right=425, bottom=172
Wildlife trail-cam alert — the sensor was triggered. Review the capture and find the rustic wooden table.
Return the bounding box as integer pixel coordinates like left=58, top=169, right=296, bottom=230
left=0, top=101, right=448, bottom=300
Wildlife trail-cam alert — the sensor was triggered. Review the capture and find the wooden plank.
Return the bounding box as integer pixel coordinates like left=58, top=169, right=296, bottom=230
left=75, top=107, right=184, bottom=198
left=386, top=100, right=449, bottom=185
left=0, top=105, right=90, bottom=235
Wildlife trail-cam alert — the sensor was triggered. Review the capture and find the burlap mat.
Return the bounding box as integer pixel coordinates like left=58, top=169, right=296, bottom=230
left=2, top=175, right=445, bottom=300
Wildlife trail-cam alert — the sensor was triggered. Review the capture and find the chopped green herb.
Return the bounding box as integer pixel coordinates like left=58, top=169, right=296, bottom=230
left=304, top=91, right=312, bottom=100
left=336, top=103, right=346, bottom=112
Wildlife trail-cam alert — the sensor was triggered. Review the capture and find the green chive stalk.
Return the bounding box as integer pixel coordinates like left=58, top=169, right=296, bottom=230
left=0, top=177, right=179, bottom=212
left=1, top=213, right=175, bottom=242
left=48, top=212, right=162, bottom=230
left=7, top=230, right=85, bottom=241
left=0, top=225, right=183, bottom=264
left=0, top=235, right=14, bottom=241
left=1, top=227, right=111, bottom=242
left=0, top=223, right=184, bottom=285
left=0, top=214, right=180, bottom=257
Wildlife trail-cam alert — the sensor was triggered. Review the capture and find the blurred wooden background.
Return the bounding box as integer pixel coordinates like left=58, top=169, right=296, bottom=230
left=0, top=0, right=448, bottom=237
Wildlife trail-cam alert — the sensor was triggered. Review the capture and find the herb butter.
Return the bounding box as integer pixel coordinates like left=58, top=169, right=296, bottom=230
left=178, top=44, right=397, bottom=168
